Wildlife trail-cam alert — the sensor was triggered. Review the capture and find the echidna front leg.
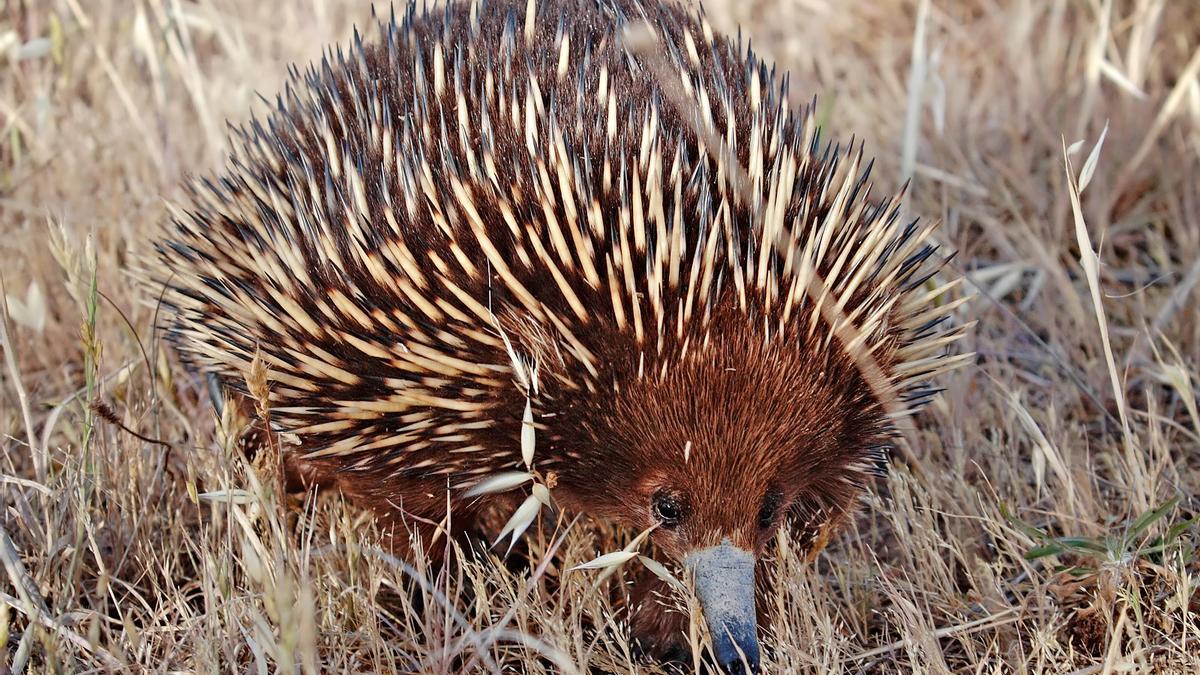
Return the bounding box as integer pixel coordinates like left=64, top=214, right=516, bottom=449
left=333, top=471, right=487, bottom=564
left=274, top=455, right=489, bottom=564
left=628, top=571, right=692, bottom=666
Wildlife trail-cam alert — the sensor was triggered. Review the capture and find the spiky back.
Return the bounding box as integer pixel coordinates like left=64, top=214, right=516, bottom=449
left=145, top=0, right=968, bottom=484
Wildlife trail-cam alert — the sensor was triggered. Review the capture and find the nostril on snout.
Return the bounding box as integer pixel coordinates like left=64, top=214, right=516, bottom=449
left=718, top=654, right=760, bottom=675
left=714, top=633, right=760, bottom=675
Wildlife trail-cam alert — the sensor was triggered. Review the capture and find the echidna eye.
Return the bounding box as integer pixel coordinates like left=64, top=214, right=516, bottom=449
left=651, top=491, right=684, bottom=527
left=758, top=490, right=783, bottom=530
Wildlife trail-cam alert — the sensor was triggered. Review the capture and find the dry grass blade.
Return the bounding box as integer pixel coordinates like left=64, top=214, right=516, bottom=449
left=0, top=277, right=44, bottom=482
left=1150, top=255, right=1200, bottom=338
left=1, top=0, right=1197, bottom=672
left=1, top=524, right=123, bottom=669
left=1063, top=133, right=1132, bottom=446
left=900, top=0, right=932, bottom=183
left=585, top=523, right=658, bottom=590
left=570, top=550, right=638, bottom=571
left=1113, top=44, right=1200, bottom=194
left=0, top=524, right=47, bottom=616
left=638, top=554, right=686, bottom=592
left=0, top=591, right=124, bottom=670
left=197, top=489, right=258, bottom=504
left=847, top=608, right=1021, bottom=661
left=1007, top=388, right=1078, bottom=513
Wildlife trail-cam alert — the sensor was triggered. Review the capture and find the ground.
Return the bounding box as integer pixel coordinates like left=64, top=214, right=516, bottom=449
left=1, top=0, right=1198, bottom=672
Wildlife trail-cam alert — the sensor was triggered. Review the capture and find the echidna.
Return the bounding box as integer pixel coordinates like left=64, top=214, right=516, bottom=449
left=144, top=0, right=970, bottom=671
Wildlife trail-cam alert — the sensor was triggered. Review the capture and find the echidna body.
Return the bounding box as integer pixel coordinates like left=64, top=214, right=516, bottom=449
left=146, top=0, right=969, bottom=670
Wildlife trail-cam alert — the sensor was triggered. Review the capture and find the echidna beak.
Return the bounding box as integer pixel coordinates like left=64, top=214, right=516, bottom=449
left=684, top=541, right=760, bottom=675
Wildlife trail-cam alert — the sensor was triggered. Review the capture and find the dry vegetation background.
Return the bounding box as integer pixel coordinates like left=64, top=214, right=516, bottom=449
left=1, top=0, right=1199, bottom=672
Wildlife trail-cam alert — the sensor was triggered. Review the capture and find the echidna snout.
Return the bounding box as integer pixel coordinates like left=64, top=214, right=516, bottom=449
left=142, top=0, right=971, bottom=668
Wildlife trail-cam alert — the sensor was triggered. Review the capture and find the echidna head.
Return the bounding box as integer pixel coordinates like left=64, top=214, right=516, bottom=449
left=551, top=312, right=890, bottom=672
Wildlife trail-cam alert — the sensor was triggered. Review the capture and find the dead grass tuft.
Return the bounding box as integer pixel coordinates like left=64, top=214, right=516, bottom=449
left=2, top=0, right=1198, bottom=671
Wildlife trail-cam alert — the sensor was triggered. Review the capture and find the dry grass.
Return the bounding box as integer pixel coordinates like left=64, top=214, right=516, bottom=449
left=2, top=0, right=1199, bottom=672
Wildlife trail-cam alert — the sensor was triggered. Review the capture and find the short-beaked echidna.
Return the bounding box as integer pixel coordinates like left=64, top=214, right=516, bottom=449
left=144, top=0, right=971, bottom=670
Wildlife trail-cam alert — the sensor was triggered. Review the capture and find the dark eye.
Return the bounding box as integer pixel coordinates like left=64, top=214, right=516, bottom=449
left=758, top=490, right=783, bottom=530
left=651, top=491, right=684, bottom=527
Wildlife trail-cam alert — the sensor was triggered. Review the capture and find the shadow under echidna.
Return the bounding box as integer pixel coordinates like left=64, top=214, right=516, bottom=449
left=140, top=0, right=971, bottom=671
